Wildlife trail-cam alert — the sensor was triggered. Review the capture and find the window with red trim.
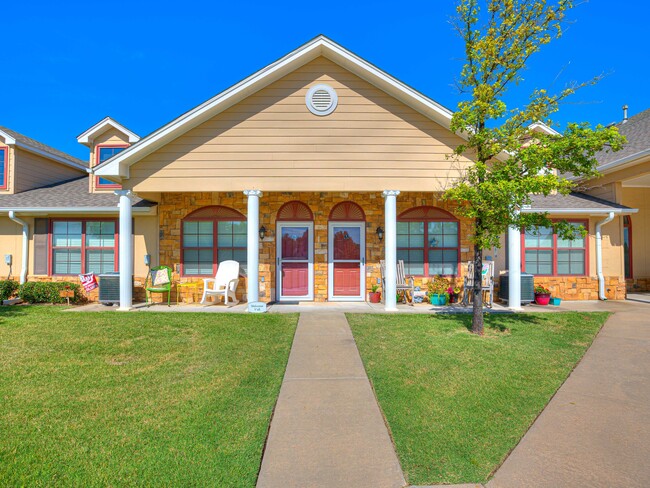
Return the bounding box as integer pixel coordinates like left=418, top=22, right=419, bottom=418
left=51, top=220, right=117, bottom=275
left=181, top=207, right=247, bottom=276
left=523, top=222, right=587, bottom=276
left=95, top=145, right=127, bottom=188
left=397, top=207, right=460, bottom=276
left=0, top=146, right=7, bottom=190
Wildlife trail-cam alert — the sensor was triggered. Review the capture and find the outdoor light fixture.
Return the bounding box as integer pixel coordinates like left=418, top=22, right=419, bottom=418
left=376, top=226, right=384, bottom=242
left=259, top=226, right=267, bottom=240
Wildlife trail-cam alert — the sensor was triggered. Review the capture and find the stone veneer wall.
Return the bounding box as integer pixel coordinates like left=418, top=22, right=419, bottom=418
left=626, top=278, right=650, bottom=293
left=28, top=274, right=148, bottom=303
left=159, top=191, right=475, bottom=303
left=530, top=276, right=626, bottom=301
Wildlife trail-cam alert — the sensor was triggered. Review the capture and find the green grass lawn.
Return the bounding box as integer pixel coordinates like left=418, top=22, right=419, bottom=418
left=0, top=306, right=298, bottom=487
left=347, top=312, right=609, bottom=485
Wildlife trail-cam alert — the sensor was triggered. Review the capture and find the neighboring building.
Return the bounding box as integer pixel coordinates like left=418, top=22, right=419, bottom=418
left=0, top=36, right=638, bottom=308
left=0, top=120, right=157, bottom=301
left=580, top=107, right=650, bottom=292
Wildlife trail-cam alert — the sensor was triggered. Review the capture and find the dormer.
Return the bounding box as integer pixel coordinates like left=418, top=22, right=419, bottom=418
left=77, top=117, right=140, bottom=193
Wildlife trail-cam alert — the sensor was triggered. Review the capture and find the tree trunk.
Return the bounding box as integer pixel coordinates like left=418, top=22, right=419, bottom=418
left=472, top=232, right=484, bottom=335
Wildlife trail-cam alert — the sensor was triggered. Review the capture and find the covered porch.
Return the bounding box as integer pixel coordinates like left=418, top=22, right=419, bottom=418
left=115, top=189, right=492, bottom=311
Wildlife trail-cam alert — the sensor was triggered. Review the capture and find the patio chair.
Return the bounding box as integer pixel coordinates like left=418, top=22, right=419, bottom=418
left=461, top=261, right=494, bottom=308
left=380, top=259, right=415, bottom=306
left=146, top=265, right=172, bottom=306
left=200, top=260, right=240, bottom=306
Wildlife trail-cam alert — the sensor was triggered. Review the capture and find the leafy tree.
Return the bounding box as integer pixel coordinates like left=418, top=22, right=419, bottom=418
left=445, top=0, right=625, bottom=334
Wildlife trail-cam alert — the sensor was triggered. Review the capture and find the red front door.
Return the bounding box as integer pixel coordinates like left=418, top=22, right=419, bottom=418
left=330, top=224, right=365, bottom=299
left=278, top=224, right=312, bottom=299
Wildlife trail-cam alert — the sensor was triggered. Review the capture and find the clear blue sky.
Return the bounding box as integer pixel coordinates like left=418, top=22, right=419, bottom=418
left=3, top=0, right=649, bottom=160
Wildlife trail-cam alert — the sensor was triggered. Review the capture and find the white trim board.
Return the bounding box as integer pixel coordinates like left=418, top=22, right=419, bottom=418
left=78, top=116, right=140, bottom=145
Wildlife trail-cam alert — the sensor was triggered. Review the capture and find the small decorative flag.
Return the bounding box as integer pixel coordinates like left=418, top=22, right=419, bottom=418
left=79, top=273, right=98, bottom=292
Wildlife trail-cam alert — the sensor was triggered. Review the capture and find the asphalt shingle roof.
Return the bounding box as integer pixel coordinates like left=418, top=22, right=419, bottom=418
left=0, top=126, right=88, bottom=167
left=0, top=177, right=155, bottom=209
left=528, top=192, right=633, bottom=211
left=596, top=108, right=650, bottom=167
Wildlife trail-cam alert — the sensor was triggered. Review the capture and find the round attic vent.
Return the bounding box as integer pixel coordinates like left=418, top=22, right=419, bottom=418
left=306, top=84, right=338, bottom=116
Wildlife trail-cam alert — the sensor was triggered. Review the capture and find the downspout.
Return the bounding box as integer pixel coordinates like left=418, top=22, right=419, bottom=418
left=8, top=211, right=29, bottom=284
left=596, top=211, right=615, bottom=301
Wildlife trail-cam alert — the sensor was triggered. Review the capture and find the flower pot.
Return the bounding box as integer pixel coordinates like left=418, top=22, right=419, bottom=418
left=550, top=297, right=562, bottom=306
left=429, top=294, right=448, bottom=306
left=534, top=293, right=551, bottom=305
left=368, top=291, right=381, bottom=304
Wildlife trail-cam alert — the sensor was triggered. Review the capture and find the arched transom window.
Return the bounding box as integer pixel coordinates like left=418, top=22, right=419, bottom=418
left=397, top=206, right=460, bottom=276
left=181, top=206, right=247, bottom=276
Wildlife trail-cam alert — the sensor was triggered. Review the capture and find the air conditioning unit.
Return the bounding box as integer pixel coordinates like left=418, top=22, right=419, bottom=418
left=499, top=272, right=535, bottom=305
left=98, top=272, right=123, bottom=305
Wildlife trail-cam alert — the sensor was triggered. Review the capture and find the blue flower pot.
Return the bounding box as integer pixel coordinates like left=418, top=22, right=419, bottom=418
left=429, top=294, right=448, bottom=306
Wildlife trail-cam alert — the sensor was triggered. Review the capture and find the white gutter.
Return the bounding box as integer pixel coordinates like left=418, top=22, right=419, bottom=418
left=8, top=211, right=28, bottom=284
left=596, top=148, right=650, bottom=175
left=521, top=208, right=638, bottom=215
left=596, top=211, right=615, bottom=301
left=0, top=206, right=156, bottom=216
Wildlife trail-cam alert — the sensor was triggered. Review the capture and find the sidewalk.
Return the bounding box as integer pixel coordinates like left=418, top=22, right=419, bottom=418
left=487, top=300, right=650, bottom=487
left=256, top=312, right=406, bottom=488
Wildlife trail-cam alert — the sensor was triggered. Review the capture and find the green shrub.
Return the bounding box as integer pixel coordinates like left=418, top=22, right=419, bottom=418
left=0, top=280, right=20, bottom=302
left=18, top=282, right=84, bottom=304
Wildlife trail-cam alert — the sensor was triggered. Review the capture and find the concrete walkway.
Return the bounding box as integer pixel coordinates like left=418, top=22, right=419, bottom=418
left=256, top=312, right=406, bottom=488
left=487, top=300, right=650, bottom=488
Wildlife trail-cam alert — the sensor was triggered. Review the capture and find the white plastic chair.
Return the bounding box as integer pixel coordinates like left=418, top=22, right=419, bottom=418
left=200, top=260, right=240, bottom=306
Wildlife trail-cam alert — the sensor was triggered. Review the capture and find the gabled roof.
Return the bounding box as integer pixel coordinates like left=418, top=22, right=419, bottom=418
left=528, top=122, right=560, bottom=136
left=0, top=126, right=88, bottom=170
left=77, top=116, right=141, bottom=146
left=95, top=35, right=458, bottom=179
left=595, top=108, right=650, bottom=174
left=0, top=177, right=156, bottom=214
left=524, top=192, right=637, bottom=215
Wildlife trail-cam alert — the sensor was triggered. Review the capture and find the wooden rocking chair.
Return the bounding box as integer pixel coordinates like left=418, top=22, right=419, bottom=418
left=380, top=259, right=415, bottom=306
left=461, top=261, right=494, bottom=308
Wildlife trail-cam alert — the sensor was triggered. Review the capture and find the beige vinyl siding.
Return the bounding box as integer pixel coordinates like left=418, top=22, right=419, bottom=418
left=0, top=217, right=25, bottom=279
left=13, top=148, right=85, bottom=193
left=129, top=57, right=473, bottom=192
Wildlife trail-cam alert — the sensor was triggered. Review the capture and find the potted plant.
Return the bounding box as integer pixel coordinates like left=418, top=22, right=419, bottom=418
left=448, top=286, right=462, bottom=303
left=428, top=275, right=450, bottom=306
left=368, top=284, right=381, bottom=303
left=534, top=285, right=552, bottom=305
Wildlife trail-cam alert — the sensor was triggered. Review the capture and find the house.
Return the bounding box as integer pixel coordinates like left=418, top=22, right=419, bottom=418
left=579, top=107, right=650, bottom=293
left=0, top=36, right=637, bottom=310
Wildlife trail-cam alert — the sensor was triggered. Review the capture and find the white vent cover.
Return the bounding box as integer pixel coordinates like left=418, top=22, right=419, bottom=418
left=306, top=84, right=338, bottom=116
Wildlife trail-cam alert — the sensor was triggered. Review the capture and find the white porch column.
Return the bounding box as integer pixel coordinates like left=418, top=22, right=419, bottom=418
left=116, top=190, right=133, bottom=311
left=244, top=190, right=262, bottom=308
left=507, top=224, right=522, bottom=311
left=383, top=190, right=400, bottom=311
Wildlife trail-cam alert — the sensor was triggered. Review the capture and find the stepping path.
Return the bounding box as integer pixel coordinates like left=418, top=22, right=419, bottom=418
left=257, top=312, right=406, bottom=488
